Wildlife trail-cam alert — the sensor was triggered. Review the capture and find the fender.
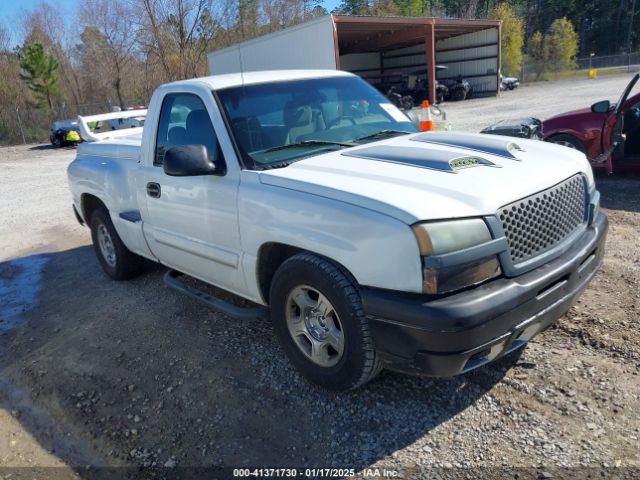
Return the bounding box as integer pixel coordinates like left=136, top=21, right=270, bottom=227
left=67, top=151, right=156, bottom=260
left=545, top=127, right=605, bottom=163
left=238, top=173, right=423, bottom=304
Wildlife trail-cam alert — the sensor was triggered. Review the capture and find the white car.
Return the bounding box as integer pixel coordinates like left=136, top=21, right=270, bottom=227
left=67, top=70, right=607, bottom=390
left=108, top=115, right=145, bottom=131
left=500, top=74, right=520, bottom=90
left=76, top=109, right=148, bottom=143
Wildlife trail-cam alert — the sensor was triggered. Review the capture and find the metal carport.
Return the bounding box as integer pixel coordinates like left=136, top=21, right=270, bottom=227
left=333, top=15, right=502, bottom=103
left=207, top=15, right=502, bottom=104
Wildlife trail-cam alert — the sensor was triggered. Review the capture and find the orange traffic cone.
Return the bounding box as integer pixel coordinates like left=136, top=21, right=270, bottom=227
left=419, top=100, right=433, bottom=132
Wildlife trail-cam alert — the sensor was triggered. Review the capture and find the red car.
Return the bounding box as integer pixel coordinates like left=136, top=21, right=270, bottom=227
left=543, top=74, right=640, bottom=174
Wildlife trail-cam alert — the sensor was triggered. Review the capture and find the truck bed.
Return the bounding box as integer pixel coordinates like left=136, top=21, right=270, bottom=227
left=77, top=134, right=143, bottom=161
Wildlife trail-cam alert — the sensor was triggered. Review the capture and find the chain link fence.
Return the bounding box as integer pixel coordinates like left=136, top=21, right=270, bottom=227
left=576, top=51, right=640, bottom=70
left=521, top=51, right=640, bottom=83
left=0, top=100, right=137, bottom=147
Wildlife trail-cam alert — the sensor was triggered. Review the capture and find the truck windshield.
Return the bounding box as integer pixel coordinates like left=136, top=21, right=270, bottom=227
left=216, top=76, right=417, bottom=168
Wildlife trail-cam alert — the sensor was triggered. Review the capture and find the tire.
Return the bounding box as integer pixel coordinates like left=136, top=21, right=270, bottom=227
left=269, top=253, right=381, bottom=391
left=551, top=134, right=586, bottom=153
left=90, top=208, right=144, bottom=280
left=53, top=136, right=62, bottom=148
left=451, top=88, right=467, bottom=101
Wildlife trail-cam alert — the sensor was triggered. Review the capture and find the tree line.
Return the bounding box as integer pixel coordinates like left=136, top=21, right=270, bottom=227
left=0, top=0, right=638, bottom=114
left=0, top=0, right=326, bottom=112
left=336, top=0, right=638, bottom=58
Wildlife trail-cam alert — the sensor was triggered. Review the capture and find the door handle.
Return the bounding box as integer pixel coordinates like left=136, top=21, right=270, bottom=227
left=146, top=182, right=161, bottom=198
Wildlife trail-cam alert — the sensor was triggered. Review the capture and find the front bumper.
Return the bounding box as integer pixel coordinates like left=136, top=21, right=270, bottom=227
left=362, top=212, right=608, bottom=377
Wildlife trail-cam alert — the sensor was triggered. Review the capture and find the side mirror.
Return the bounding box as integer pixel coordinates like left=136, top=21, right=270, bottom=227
left=163, top=144, right=224, bottom=176
left=591, top=100, right=610, bottom=114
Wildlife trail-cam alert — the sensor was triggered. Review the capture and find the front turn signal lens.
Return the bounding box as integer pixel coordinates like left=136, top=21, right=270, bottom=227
left=423, top=256, right=501, bottom=295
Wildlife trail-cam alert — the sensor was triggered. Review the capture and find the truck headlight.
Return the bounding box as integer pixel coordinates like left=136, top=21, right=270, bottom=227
left=412, top=219, right=501, bottom=295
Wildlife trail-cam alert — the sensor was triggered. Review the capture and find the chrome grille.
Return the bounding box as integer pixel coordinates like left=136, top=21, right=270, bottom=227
left=499, top=175, right=586, bottom=264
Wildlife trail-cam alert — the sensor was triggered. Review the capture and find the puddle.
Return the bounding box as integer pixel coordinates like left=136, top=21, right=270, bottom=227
left=0, top=254, right=49, bottom=332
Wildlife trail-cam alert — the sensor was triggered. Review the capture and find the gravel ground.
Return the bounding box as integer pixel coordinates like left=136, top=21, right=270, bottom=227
left=1, top=74, right=639, bottom=479
left=444, top=73, right=637, bottom=132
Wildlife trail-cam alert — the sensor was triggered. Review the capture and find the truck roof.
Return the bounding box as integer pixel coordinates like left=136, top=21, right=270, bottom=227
left=166, top=69, right=355, bottom=91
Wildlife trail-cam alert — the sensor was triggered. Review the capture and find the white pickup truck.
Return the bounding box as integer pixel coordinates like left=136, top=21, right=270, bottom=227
left=67, top=70, right=607, bottom=390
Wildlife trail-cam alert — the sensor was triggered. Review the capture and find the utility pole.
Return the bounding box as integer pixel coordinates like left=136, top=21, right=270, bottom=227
left=239, top=0, right=245, bottom=41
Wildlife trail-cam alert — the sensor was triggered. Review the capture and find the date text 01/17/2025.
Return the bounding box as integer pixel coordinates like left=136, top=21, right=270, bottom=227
left=232, top=468, right=399, bottom=478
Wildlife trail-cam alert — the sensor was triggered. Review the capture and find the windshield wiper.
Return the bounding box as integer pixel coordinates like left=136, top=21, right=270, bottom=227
left=354, top=129, right=413, bottom=142
left=263, top=139, right=355, bottom=154
left=256, top=141, right=355, bottom=170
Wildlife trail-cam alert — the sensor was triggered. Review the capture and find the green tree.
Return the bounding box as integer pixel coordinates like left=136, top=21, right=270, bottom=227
left=489, top=3, right=524, bottom=77
left=394, top=0, right=424, bottom=16
left=18, top=43, right=59, bottom=109
left=334, top=0, right=369, bottom=14
left=371, top=0, right=400, bottom=15
left=527, top=31, right=547, bottom=80
left=546, top=17, right=579, bottom=72
left=527, top=17, right=578, bottom=80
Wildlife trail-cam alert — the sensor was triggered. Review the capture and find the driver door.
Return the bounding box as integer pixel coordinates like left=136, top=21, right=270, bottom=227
left=601, top=74, right=640, bottom=173
left=140, top=91, right=245, bottom=295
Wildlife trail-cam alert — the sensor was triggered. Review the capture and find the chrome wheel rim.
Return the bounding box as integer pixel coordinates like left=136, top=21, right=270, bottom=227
left=97, top=224, right=117, bottom=268
left=285, top=285, right=345, bottom=368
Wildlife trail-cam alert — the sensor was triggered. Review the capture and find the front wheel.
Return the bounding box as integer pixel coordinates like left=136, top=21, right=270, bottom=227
left=451, top=88, right=467, bottom=101
left=269, top=253, right=381, bottom=390
left=90, top=208, right=145, bottom=280
left=551, top=134, right=586, bottom=153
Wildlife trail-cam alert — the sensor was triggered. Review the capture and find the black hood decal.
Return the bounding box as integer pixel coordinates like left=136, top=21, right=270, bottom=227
left=411, top=131, right=524, bottom=160
left=342, top=145, right=499, bottom=174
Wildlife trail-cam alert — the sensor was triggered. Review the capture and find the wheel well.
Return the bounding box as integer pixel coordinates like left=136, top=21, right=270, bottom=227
left=256, top=243, right=303, bottom=304
left=548, top=133, right=586, bottom=151
left=81, top=194, right=107, bottom=224
left=549, top=132, right=580, bottom=142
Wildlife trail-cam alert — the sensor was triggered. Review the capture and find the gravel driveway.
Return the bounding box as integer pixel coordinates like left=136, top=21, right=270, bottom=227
left=444, top=73, right=637, bottom=132
left=0, top=74, right=639, bottom=478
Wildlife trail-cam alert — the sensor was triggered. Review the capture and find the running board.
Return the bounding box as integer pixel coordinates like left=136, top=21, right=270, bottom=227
left=163, top=270, right=269, bottom=320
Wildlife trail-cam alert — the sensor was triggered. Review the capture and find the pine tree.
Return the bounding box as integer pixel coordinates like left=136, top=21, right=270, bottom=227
left=18, top=43, right=59, bottom=109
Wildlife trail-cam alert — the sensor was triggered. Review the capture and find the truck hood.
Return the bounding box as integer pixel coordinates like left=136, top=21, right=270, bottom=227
left=259, top=132, right=593, bottom=224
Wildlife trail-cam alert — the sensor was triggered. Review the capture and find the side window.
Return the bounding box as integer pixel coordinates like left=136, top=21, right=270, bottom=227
left=154, top=93, right=221, bottom=166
